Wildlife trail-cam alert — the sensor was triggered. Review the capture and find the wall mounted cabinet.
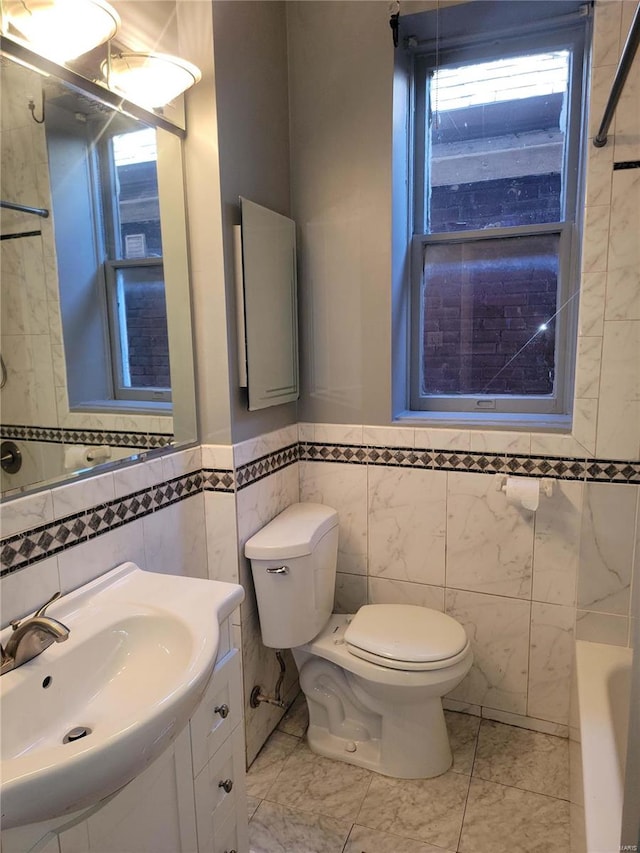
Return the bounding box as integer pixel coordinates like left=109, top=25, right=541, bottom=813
left=234, top=197, right=299, bottom=411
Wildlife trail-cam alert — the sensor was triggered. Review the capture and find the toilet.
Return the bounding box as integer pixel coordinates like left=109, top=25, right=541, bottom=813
left=245, top=502, right=473, bottom=779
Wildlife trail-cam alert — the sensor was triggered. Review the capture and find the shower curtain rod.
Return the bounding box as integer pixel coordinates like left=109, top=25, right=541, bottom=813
left=0, top=200, right=49, bottom=218
left=593, top=2, right=640, bottom=148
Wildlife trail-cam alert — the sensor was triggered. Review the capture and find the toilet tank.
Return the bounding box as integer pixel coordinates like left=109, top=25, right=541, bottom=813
left=245, top=503, right=339, bottom=649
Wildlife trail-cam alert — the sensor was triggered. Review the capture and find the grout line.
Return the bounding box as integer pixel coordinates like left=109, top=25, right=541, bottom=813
left=467, top=772, right=571, bottom=804
left=455, top=719, right=482, bottom=851
left=340, top=822, right=356, bottom=853
left=454, top=767, right=474, bottom=852
left=524, top=597, right=534, bottom=719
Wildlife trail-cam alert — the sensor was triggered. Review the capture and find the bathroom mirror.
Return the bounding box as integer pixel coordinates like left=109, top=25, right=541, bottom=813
left=0, top=44, right=197, bottom=497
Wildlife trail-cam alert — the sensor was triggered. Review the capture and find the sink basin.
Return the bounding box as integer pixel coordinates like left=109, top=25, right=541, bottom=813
left=0, top=562, right=243, bottom=829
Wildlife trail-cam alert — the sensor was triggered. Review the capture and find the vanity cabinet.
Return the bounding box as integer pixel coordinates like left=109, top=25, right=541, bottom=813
left=57, top=726, right=198, bottom=853
left=3, top=620, right=248, bottom=853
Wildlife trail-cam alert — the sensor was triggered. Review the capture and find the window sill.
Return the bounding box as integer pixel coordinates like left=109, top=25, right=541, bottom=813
left=394, top=410, right=572, bottom=433
left=71, top=400, right=173, bottom=417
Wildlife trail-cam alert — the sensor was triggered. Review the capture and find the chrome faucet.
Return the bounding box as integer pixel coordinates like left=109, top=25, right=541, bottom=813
left=1, top=592, right=70, bottom=675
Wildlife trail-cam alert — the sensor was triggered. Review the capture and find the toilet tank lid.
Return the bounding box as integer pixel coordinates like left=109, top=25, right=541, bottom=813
left=244, top=503, right=338, bottom=559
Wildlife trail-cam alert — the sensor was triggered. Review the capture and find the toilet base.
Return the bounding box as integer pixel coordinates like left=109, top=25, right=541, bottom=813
left=304, top=704, right=452, bottom=779
left=296, top=651, right=454, bottom=778
left=306, top=723, right=382, bottom=773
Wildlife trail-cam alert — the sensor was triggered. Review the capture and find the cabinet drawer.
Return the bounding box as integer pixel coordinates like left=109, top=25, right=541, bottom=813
left=194, top=726, right=247, bottom=853
left=191, top=649, right=242, bottom=778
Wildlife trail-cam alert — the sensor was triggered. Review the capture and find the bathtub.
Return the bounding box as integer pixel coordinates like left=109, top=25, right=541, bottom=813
left=570, top=640, right=634, bottom=853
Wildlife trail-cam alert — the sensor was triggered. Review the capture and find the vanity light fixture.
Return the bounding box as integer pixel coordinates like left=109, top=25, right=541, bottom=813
left=101, top=52, right=202, bottom=109
left=3, top=0, right=120, bottom=63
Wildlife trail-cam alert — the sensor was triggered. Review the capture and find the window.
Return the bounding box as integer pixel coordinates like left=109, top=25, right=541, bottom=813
left=407, top=2, right=589, bottom=417
left=99, top=127, right=171, bottom=403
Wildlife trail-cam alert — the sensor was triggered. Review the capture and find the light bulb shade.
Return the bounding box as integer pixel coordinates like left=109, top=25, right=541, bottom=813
left=4, top=0, right=120, bottom=63
left=102, top=52, right=202, bottom=108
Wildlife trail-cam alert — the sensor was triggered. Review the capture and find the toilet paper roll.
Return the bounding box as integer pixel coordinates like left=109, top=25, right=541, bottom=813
left=505, top=476, right=540, bottom=511
left=64, top=445, right=111, bottom=471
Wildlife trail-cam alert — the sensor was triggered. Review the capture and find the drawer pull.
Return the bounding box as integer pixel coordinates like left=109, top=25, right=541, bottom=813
left=218, top=778, right=233, bottom=794
left=214, top=703, right=230, bottom=719
left=225, top=849, right=237, bottom=853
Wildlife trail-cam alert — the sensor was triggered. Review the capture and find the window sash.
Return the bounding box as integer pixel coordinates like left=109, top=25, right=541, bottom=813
left=412, top=21, right=587, bottom=234
left=410, top=222, right=577, bottom=414
left=105, top=259, right=172, bottom=403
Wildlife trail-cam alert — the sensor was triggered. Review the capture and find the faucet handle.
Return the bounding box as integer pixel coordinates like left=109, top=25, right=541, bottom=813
left=6, top=592, right=61, bottom=633
left=34, top=591, right=61, bottom=618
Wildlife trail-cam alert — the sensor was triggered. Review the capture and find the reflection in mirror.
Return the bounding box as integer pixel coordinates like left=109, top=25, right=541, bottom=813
left=0, top=49, right=197, bottom=497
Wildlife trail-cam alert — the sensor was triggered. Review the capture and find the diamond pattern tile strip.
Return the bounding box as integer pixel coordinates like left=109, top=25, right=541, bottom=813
left=2, top=441, right=639, bottom=580
left=1, top=422, right=172, bottom=449
left=235, top=443, right=299, bottom=490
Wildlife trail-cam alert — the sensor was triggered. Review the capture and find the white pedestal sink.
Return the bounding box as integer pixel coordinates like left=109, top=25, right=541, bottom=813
left=0, top=562, right=243, bottom=829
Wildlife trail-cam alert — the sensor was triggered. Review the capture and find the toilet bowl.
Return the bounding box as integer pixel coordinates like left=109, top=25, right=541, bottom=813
left=245, top=502, right=473, bottom=779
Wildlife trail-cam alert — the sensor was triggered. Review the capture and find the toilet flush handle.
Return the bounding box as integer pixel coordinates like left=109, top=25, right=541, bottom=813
left=266, top=565, right=289, bottom=574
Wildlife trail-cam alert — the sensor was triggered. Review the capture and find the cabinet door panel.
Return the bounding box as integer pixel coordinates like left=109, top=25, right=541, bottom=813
left=59, top=727, right=197, bottom=853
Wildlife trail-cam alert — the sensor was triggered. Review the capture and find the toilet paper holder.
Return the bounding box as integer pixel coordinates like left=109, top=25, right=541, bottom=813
left=494, top=474, right=553, bottom=498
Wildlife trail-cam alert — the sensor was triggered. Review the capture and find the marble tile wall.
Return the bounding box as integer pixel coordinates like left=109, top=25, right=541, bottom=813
left=2, top=416, right=638, bottom=771
left=0, top=448, right=208, bottom=628
left=298, top=422, right=640, bottom=735
left=1, top=62, right=63, bottom=456
left=578, top=0, right=640, bottom=462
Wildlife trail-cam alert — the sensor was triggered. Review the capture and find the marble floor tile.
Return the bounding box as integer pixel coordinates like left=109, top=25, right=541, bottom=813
left=446, top=710, right=480, bottom=775
left=356, top=770, right=470, bottom=851
left=247, top=795, right=261, bottom=821
left=459, top=778, right=570, bottom=853
left=344, top=824, right=454, bottom=853
left=473, top=720, right=569, bottom=800
left=265, top=741, right=373, bottom=822
left=246, top=731, right=300, bottom=799
left=248, top=800, right=351, bottom=853
left=277, top=692, right=309, bottom=738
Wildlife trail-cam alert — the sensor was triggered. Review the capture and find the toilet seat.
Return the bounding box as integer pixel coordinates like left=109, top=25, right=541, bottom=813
left=344, top=604, right=469, bottom=672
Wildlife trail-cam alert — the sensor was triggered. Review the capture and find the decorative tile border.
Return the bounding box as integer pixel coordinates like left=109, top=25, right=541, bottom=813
left=505, top=454, right=587, bottom=479
left=2, top=436, right=639, bottom=579
left=236, top=443, right=299, bottom=490
left=0, top=470, right=205, bottom=577
left=302, top=443, right=368, bottom=465
left=300, top=441, right=640, bottom=483
left=202, top=469, right=236, bottom=493
left=1, top=511, right=89, bottom=572
left=585, top=459, right=640, bottom=483
left=0, top=424, right=173, bottom=449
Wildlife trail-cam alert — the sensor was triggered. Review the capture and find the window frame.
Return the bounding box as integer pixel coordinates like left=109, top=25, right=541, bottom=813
left=408, top=14, right=589, bottom=417
left=96, top=130, right=171, bottom=404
